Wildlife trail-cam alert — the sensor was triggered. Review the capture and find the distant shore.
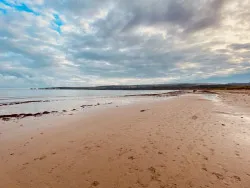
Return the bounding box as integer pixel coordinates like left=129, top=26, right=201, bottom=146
left=33, top=83, right=250, bottom=90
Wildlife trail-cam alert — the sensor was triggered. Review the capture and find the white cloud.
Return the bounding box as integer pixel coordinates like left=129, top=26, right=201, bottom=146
left=176, top=62, right=201, bottom=70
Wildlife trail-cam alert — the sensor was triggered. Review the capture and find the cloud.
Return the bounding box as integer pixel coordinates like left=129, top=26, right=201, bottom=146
left=104, top=0, right=228, bottom=35
left=229, top=43, right=250, bottom=50
left=0, top=0, right=250, bottom=88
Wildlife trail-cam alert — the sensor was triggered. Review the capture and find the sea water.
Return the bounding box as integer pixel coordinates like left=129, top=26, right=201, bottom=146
left=0, top=89, right=173, bottom=115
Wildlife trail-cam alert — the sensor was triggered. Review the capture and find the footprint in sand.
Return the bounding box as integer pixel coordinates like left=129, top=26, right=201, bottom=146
left=166, top=183, right=177, bottom=188
left=202, top=155, right=208, bottom=161
left=95, top=144, right=101, bottom=148
left=209, top=148, right=215, bottom=155
left=148, top=166, right=156, bottom=173
left=235, top=151, right=240, bottom=157
left=231, top=175, right=241, bottom=182
left=91, top=181, right=100, bottom=186
left=212, top=172, right=224, bottom=180
left=202, top=167, right=208, bottom=172
left=128, top=156, right=135, bottom=160
left=192, top=115, right=198, bottom=120
left=34, top=155, right=47, bottom=161
left=234, top=142, right=240, bottom=146
left=137, top=173, right=151, bottom=187
left=39, top=155, right=47, bottom=160
left=148, top=166, right=161, bottom=182
left=201, top=163, right=208, bottom=172
left=24, top=141, right=29, bottom=146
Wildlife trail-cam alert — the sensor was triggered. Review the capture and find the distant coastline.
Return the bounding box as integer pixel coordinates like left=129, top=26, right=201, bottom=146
left=33, top=83, right=250, bottom=90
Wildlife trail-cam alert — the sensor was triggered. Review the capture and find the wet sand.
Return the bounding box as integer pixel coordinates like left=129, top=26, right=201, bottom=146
left=0, top=93, right=250, bottom=188
left=217, top=90, right=250, bottom=110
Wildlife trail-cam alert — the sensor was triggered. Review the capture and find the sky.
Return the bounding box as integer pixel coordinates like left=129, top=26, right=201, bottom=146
left=0, top=0, right=250, bottom=88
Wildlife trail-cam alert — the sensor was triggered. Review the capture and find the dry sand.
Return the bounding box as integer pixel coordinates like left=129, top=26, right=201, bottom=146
left=0, top=93, right=250, bottom=188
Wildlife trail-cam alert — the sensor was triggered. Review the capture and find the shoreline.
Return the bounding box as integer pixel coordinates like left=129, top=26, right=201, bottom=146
left=0, top=91, right=250, bottom=187
left=0, top=90, right=186, bottom=122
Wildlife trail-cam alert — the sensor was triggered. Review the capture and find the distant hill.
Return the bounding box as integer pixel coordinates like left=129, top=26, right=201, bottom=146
left=34, top=83, right=250, bottom=90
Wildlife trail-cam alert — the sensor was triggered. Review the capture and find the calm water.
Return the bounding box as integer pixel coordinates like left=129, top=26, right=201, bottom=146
left=0, top=89, right=173, bottom=115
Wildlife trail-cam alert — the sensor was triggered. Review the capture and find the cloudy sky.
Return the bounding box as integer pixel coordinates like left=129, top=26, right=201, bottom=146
left=0, top=0, right=250, bottom=88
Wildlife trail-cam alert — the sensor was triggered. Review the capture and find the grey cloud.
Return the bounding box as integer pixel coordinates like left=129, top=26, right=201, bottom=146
left=0, top=38, right=54, bottom=68
left=93, top=0, right=228, bottom=36
left=229, top=43, right=250, bottom=50
left=186, top=0, right=226, bottom=32
left=120, top=0, right=194, bottom=32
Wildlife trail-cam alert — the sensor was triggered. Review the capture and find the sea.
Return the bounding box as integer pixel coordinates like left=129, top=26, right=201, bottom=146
left=0, top=89, right=173, bottom=116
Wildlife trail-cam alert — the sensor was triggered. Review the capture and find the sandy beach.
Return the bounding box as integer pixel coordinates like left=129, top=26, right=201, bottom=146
left=1, top=92, right=250, bottom=188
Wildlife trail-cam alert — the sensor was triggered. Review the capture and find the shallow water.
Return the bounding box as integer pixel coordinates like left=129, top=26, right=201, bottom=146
left=202, top=94, right=219, bottom=102
left=0, top=89, right=173, bottom=115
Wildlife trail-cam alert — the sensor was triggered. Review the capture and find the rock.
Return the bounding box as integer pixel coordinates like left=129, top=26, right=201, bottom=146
left=2, top=117, right=10, bottom=121
left=81, top=104, right=93, bottom=108
left=34, top=113, right=42, bottom=117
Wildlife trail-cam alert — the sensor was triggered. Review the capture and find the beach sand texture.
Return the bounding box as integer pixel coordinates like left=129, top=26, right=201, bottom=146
left=0, top=93, right=250, bottom=188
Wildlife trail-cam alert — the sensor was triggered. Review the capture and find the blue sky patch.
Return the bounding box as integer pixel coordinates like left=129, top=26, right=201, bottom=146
left=0, top=0, right=11, bottom=6
left=0, top=0, right=39, bottom=15
left=0, top=7, right=7, bottom=14
left=15, top=3, right=39, bottom=15
left=51, top=13, right=64, bottom=34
